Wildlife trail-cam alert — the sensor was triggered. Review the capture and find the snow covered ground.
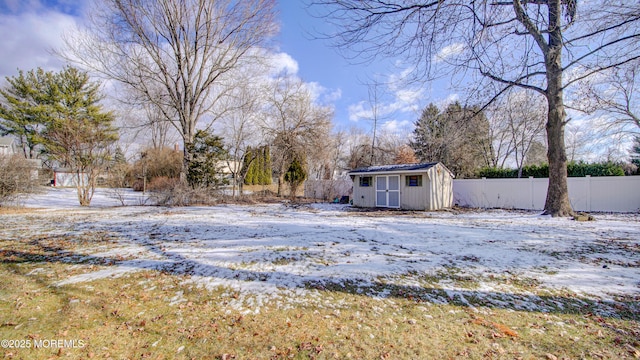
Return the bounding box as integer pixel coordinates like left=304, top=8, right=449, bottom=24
left=6, top=187, right=640, bottom=314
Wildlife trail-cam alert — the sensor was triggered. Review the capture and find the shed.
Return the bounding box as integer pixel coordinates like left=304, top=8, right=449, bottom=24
left=0, top=136, right=17, bottom=156
left=348, top=162, right=455, bottom=210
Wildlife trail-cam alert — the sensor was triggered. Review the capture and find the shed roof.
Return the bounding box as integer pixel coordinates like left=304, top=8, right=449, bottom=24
left=349, top=162, right=454, bottom=177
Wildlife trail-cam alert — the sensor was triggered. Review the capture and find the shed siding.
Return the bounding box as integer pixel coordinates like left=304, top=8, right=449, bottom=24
left=428, top=164, right=453, bottom=210
left=352, top=175, right=376, bottom=207
left=400, top=173, right=429, bottom=210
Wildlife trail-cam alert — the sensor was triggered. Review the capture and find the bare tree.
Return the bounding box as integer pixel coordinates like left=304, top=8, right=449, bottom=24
left=524, top=141, right=548, bottom=166
left=260, top=74, right=333, bottom=197
left=572, top=60, right=640, bottom=135
left=61, top=0, right=277, bottom=180
left=504, top=90, right=547, bottom=177
left=341, top=126, right=373, bottom=169
left=360, top=78, right=390, bottom=165
left=312, top=1, right=640, bottom=216
left=565, top=123, right=598, bottom=163
left=218, top=74, right=262, bottom=198
left=484, top=101, right=515, bottom=168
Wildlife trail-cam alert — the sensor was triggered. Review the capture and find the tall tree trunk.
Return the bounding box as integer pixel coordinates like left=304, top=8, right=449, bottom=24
left=544, top=86, right=573, bottom=216
left=543, top=1, right=574, bottom=217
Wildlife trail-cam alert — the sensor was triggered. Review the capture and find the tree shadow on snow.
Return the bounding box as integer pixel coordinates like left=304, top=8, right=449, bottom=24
left=3, top=239, right=637, bottom=323
left=2, top=208, right=638, bottom=323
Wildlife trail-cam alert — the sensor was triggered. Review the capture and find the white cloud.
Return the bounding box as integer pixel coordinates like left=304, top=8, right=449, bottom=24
left=347, top=82, right=423, bottom=123
left=267, top=52, right=299, bottom=75
left=387, top=66, right=414, bottom=90
left=433, top=42, right=465, bottom=63
left=0, top=10, right=77, bottom=79
left=436, top=93, right=459, bottom=108
left=381, top=119, right=412, bottom=134
left=348, top=101, right=370, bottom=122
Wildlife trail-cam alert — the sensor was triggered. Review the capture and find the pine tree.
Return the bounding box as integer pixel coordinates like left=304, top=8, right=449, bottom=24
left=410, top=103, right=442, bottom=162
left=631, top=136, right=640, bottom=169
left=0, top=68, right=52, bottom=159
left=40, top=66, right=118, bottom=205
left=284, top=156, right=307, bottom=199
left=410, top=102, right=491, bottom=178
left=187, top=129, right=227, bottom=188
left=114, top=147, right=127, bottom=165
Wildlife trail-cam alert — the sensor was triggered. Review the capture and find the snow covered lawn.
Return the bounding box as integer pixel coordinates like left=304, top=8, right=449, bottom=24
left=5, top=188, right=639, bottom=316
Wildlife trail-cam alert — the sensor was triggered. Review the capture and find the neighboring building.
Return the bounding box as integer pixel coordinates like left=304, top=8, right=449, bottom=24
left=348, top=162, right=455, bottom=210
left=53, top=169, right=88, bottom=187
left=0, top=136, right=17, bottom=156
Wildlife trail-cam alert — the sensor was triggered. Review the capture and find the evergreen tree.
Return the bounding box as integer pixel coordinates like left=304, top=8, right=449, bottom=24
left=284, top=156, right=307, bottom=199
left=263, top=146, right=272, bottom=185
left=256, top=147, right=264, bottom=185
left=410, top=102, right=492, bottom=178
left=631, top=136, right=640, bottom=170
left=0, top=68, right=52, bottom=159
left=410, top=104, right=442, bottom=162
left=242, top=145, right=272, bottom=185
left=187, top=129, right=228, bottom=188
left=243, top=147, right=256, bottom=185
left=41, top=67, right=118, bottom=205
left=113, top=147, right=127, bottom=165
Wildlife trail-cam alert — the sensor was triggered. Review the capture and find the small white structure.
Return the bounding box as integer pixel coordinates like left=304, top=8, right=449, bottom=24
left=0, top=136, right=17, bottom=156
left=349, top=162, right=455, bottom=210
left=53, top=169, right=89, bottom=187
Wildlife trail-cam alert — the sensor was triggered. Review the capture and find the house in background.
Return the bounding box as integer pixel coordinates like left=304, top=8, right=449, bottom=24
left=0, top=136, right=18, bottom=156
left=348, top=162, right=455, bottom=211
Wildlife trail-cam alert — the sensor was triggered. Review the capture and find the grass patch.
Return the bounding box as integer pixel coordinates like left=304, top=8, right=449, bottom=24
left=1, top=208, right=639, bottom=359
left=1, top=260, right=639, bottom=359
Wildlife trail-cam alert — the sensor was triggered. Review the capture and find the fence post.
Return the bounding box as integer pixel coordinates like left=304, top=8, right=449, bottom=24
left=529, top=176, right=534, bottom=210
left=482, top=177, right=487, bottom=208
left=586, top=175, right=591, bottom=212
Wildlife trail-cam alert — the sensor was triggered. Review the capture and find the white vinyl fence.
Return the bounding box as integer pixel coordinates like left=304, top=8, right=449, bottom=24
left=453, top=176, right=640, bottom=213
left=305, top=179, right=353, bottom=201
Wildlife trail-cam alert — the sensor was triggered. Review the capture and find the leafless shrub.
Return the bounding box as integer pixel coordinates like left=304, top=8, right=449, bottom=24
left=0, top=155, right=41, bottom=205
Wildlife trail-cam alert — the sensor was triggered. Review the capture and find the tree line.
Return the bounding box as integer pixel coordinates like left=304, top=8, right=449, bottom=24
left=1, top=0, right=639, bottom=213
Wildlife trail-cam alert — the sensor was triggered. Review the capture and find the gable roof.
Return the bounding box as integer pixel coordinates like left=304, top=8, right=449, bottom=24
left=349, top=162, right=454, bottom=178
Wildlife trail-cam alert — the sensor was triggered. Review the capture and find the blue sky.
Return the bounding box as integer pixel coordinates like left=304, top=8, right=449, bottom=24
left=1, top=0, right=631, bottom=162
left=0, top=0, right=445, bottom=135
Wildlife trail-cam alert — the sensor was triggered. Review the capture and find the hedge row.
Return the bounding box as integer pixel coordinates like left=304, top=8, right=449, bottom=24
left=476, top=161, right=625, bottom=178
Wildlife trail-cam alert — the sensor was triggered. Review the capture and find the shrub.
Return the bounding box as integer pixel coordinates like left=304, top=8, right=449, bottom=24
left=0, top=155, right=41, bottom=204
left=128, top=147, right=182, bottom=190
left=148, top=176, right=180, bottom=192
left=477, top=161, right=626, bottom=178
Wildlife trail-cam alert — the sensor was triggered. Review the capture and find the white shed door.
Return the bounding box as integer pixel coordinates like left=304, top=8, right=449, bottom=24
left=376, top=175, right=400, bottom=208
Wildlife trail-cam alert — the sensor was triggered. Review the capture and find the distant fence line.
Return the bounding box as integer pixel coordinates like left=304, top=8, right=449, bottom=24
left=453, top=176, right=640, bottom=213
left=307, top=176, right=640, bottom=213
left=304, top=179, right=353, bottom=201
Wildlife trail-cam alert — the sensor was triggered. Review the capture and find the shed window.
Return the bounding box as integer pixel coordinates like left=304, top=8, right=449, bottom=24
left=359, top=176, right=372, bottom=187
left=406, top=175, right=423, bottom=187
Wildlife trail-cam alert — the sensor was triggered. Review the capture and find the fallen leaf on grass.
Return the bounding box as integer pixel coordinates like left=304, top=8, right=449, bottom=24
left=471, top=316, right=518, bottom=338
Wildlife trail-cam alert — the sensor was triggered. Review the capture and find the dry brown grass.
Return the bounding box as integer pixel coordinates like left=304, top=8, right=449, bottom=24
left=1, top=258, right=639, bottom=360
left=1, top=208, right=639, bottom=359
left=0, top=207, right=42, bottom=215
